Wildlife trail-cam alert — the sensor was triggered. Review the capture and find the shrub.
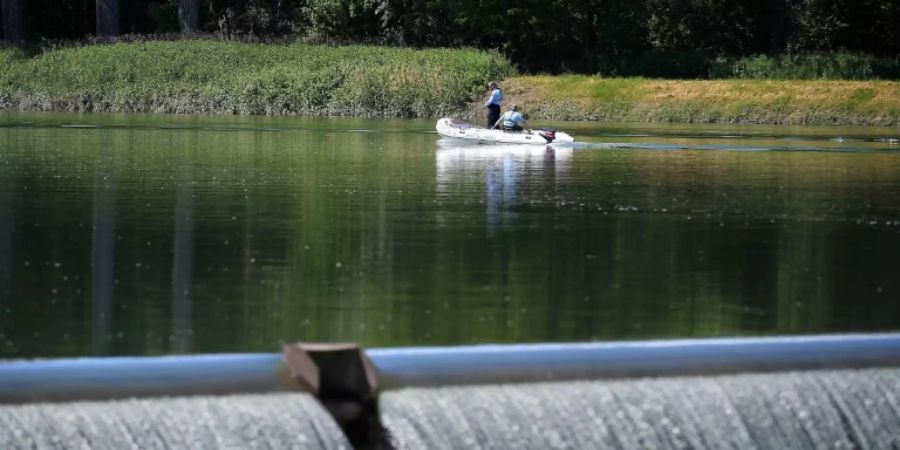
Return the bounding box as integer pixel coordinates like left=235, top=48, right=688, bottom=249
left=726, top=53, right=899, bottom=80
left=595, top=52, right=713, bottom=79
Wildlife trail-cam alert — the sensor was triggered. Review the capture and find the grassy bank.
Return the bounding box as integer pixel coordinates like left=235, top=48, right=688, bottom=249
left=0, top=41, right=512, bottom=117
left=1, top=41, right=899, bottom=126
left=498, top=76, right=900, bottom=126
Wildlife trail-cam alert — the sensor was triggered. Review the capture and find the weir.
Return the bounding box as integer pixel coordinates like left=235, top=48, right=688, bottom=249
left=0, top=334, right=898, bottom=449
left=381, top=368, right=900, bottom=449
left=0, top=393, right=351, bottom=450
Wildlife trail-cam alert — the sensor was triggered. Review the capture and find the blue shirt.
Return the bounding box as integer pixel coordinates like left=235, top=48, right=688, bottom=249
left=485, top=88, right=502, bottom=107
left=501, top=110, right=525, bottom=128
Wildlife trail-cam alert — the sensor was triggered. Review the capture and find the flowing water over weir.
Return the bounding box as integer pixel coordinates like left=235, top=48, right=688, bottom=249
left=380, top=368, right=900, bottom=450
left=0, top=393, right=350, bottom=450
left=1, top=336, right=899, bottom=449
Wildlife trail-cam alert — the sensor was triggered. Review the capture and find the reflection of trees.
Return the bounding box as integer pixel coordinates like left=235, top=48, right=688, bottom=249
left=0, top=167, right=15, bottom=322
left=171, top=161, right=194, bottom=353
left=0, top=127, right=17, bottom=314
left=91, top=163, right=116, bottom=355
left=420, top=146, right=900, bottom=344
left=278, top=139, right=900, bottom=346
left=4, top=119, right=900, bottom=358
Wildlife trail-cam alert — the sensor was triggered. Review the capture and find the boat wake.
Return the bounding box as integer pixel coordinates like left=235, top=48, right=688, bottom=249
left=571, top=141, right=892, bottom=153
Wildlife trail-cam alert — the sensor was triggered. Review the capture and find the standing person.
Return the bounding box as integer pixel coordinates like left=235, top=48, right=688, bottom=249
left=493, top=104, right=529, bottom=131
left=484, top=81, right=502, bottom=128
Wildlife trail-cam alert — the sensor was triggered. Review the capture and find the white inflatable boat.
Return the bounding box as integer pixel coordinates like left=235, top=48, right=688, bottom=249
left=436, top=118, right=575, bottom=145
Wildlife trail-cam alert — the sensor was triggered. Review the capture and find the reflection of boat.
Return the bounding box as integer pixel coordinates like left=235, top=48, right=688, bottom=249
left=436, top=118, right=575, bottom=145
left=436, top=141, right=571, bottom=195
left=436, top=141, right=571, bottom=236
left=436, top=140, right=573, bottom=167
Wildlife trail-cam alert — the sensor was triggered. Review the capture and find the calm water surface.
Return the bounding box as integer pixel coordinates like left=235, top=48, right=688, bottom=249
left=0, top=112, right=898, bottom=357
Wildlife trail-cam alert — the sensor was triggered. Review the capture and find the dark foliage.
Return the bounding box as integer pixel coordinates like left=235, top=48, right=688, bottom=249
left=2, top=0, right=898, bottom=75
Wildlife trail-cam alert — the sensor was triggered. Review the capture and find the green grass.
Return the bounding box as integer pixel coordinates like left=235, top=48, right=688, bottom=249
left=498, top=76, right=900, bottom=126
left=2, top=42, right=899, bottom=125
left=0, top=41, right=514, bottom=117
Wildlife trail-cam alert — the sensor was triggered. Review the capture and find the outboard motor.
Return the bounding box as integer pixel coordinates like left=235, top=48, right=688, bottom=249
left=537, top=129, right=556, bottom=143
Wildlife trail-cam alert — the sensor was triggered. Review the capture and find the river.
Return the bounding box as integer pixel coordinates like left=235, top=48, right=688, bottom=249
left=0, top=112, right=898, bottom=358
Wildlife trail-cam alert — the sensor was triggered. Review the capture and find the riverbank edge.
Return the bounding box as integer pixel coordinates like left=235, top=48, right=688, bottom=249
left=3, top=80, right=897, bottom=126
left=0, top=92, right=427, bottom=117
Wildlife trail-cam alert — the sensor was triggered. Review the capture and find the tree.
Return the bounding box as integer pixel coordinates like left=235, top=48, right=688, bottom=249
left=645, top=0, right=764, bottom=55
left=179, top=0, right=199, bottom=33
left=96, top=0, right=119, bottom=36
left=786, top=0, right=847, bottom=52
left=1, top=0, right=26, bottom=44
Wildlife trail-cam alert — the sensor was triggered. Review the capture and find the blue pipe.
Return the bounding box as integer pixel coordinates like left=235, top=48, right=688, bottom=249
left=0, top=333, right=898, bottom=403
left=367, top=333, right=900, bottom=389
left=0, top=353, right=290, bottom=403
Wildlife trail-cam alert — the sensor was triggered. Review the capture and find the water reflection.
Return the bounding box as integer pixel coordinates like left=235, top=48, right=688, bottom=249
left=485, top=156, right=516, bottom=237
left=90, top=162, right=116, bottom=355
left=0, top=165, right=15, bottom=328
left=436, top=142, right=572, bottom=237
left=171, top=162, right=194, bottom=353
left=0, top=113, right=898, bottom=358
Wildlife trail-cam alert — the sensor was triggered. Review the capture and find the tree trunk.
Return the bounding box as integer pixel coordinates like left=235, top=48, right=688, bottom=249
left=178, top=0, right=199, bottom=33
left=96, top=0, right=119, bottom=36
left=1, top=0, right=26, bottom=44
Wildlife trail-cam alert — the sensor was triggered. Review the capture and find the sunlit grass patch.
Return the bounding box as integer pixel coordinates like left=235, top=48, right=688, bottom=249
left=503, top=76, right=900, bottom=126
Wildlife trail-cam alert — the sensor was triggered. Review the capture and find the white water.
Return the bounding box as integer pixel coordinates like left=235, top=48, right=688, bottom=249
left=381, top=368, right=900, bottom=449
left=0, top=393, right=351, bottom=450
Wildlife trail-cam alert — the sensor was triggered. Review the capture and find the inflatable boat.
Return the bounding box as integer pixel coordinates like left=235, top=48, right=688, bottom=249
left=436, top=118, right=575, bottom=145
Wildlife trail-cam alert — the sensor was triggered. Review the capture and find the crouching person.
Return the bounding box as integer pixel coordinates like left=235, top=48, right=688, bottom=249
left=493, top=104, right=529, bottom=131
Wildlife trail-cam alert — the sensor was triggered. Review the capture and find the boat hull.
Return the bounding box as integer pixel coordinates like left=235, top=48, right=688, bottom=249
left=436, top=118, right=574, bottom=145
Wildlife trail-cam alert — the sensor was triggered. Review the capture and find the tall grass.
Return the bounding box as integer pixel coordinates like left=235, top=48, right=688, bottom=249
left=0, top=41, right=514, bottom=117
left=500, top=76, right=900, bottom=126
